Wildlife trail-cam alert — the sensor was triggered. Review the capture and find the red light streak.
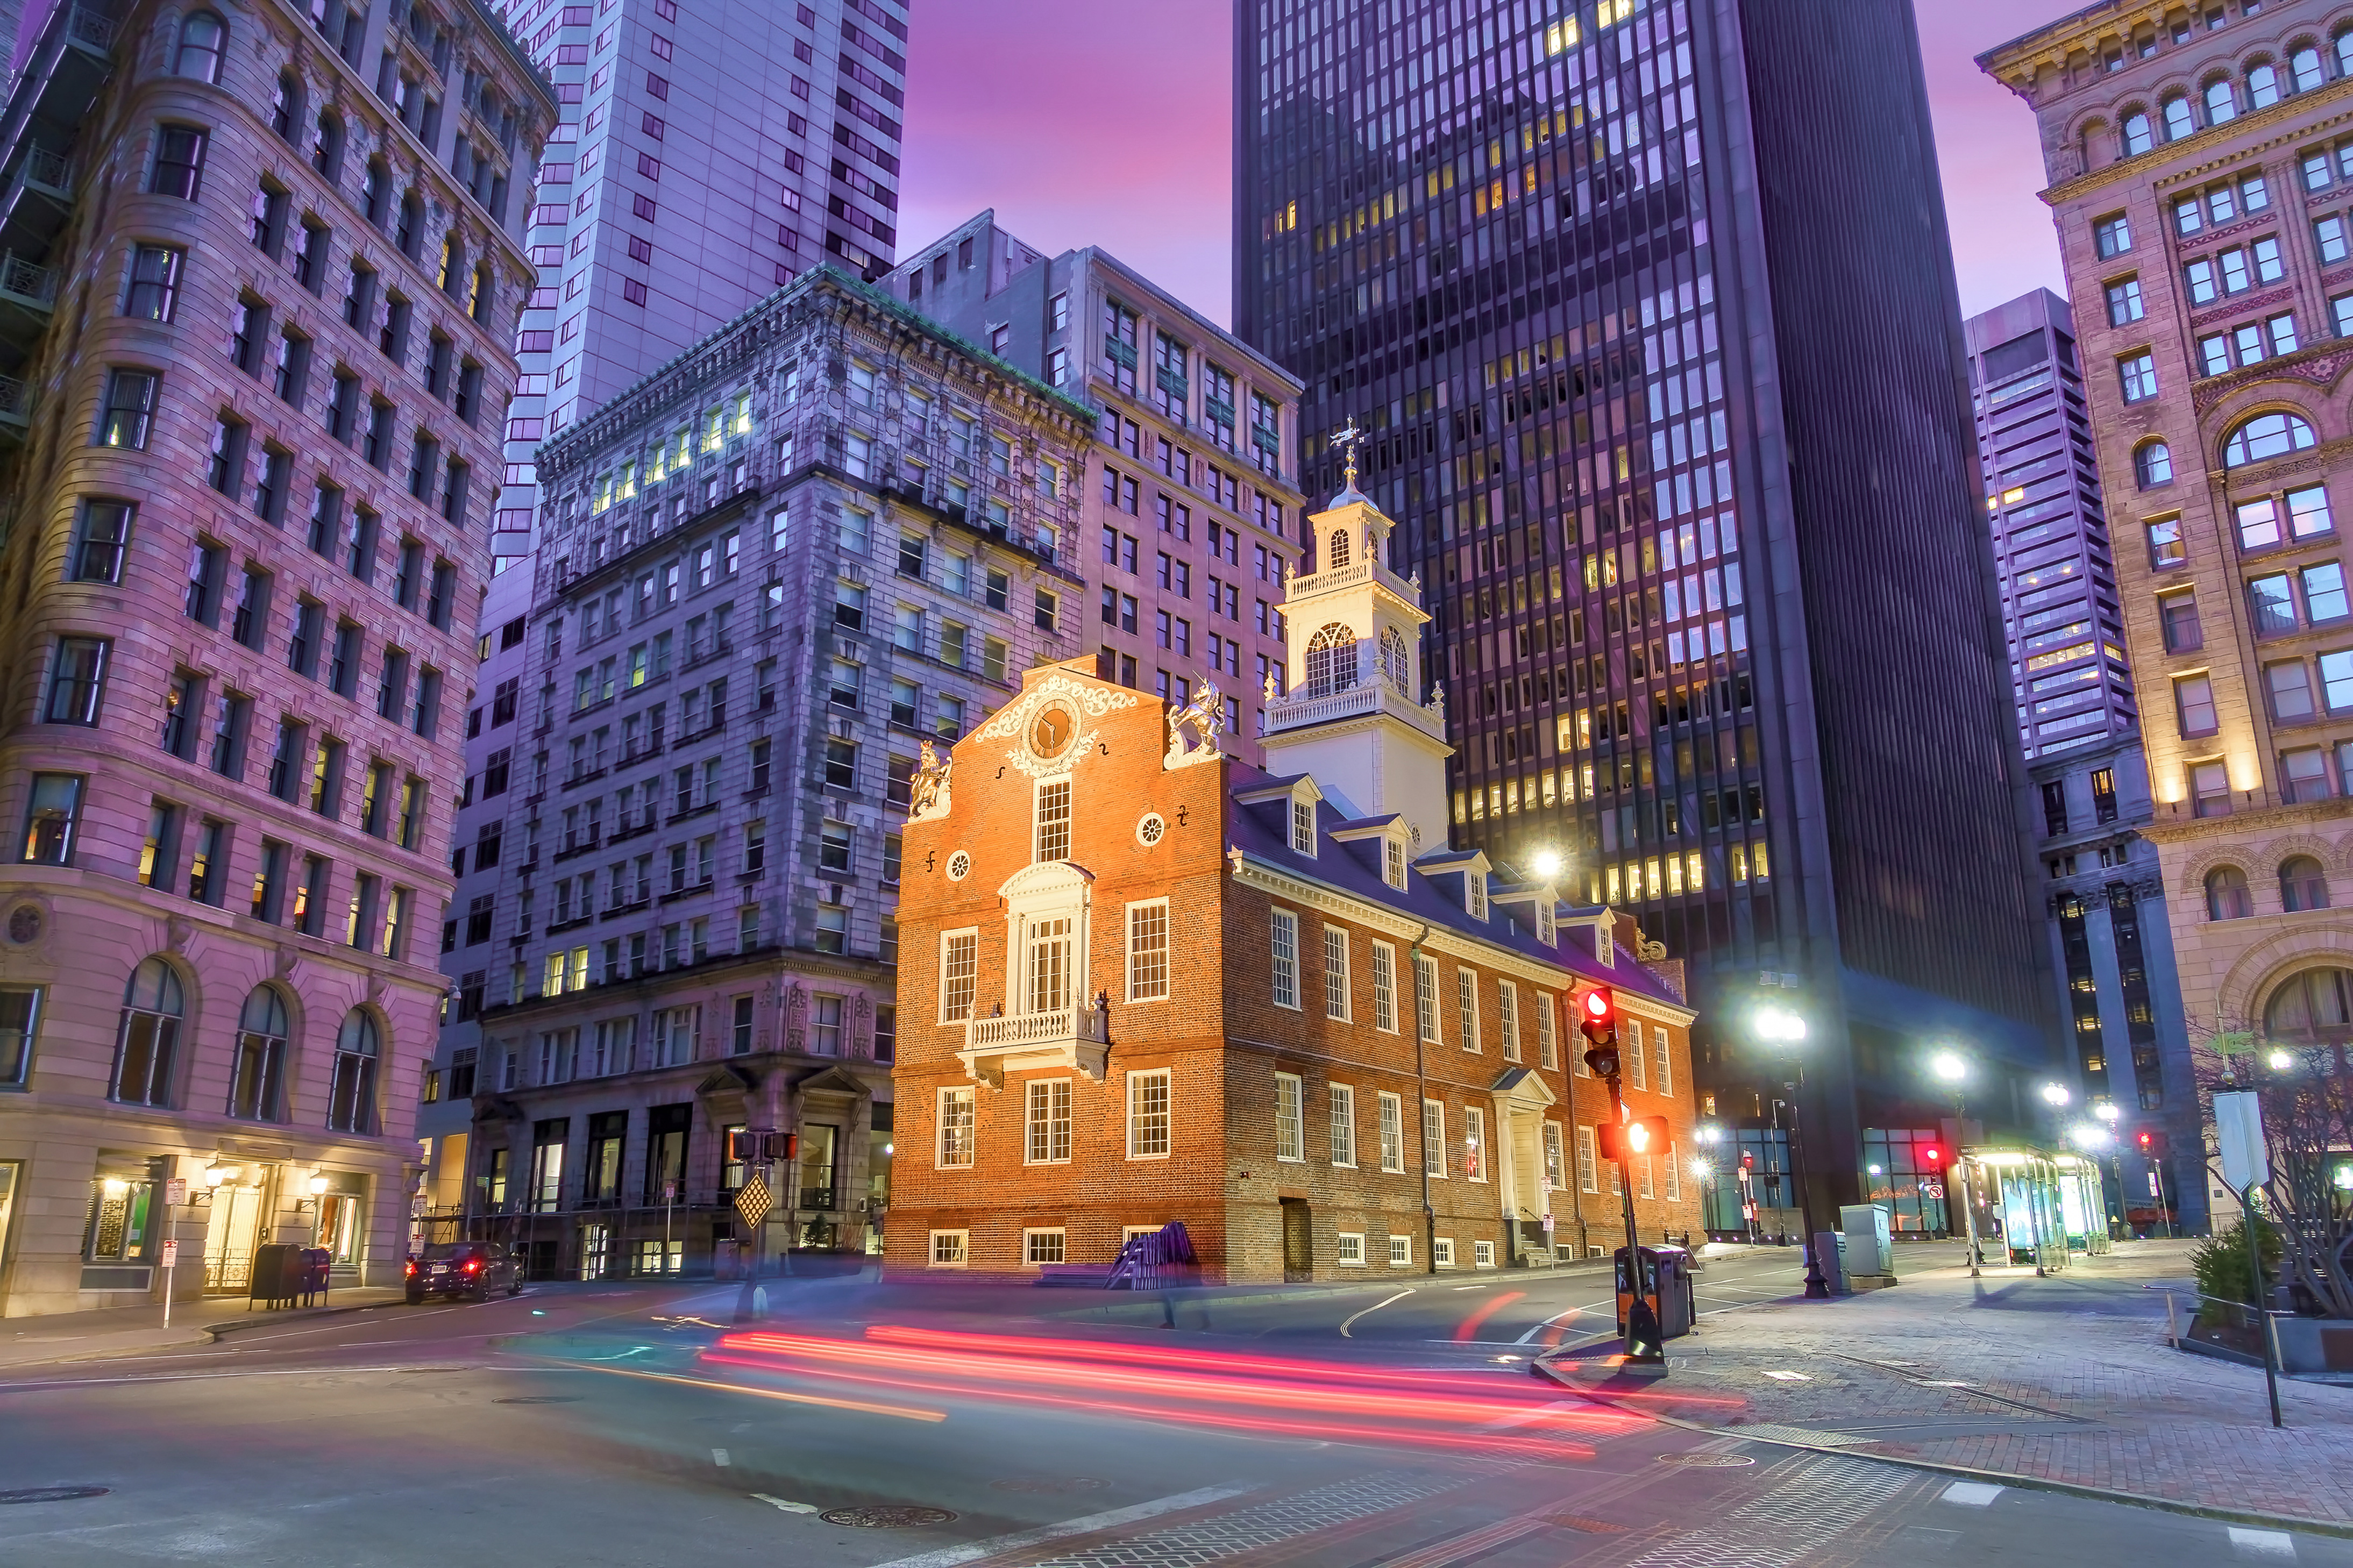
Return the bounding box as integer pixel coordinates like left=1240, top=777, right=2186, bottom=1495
left=1453, top=1291, right=1526, bottom=1342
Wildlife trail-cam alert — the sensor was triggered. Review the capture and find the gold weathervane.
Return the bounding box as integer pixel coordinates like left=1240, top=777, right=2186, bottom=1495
left=1330, top=418, right=1365, bottom=492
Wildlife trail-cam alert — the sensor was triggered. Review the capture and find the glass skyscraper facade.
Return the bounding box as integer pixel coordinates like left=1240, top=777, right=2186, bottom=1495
left=1234, top=0, right=2060, bottom=1189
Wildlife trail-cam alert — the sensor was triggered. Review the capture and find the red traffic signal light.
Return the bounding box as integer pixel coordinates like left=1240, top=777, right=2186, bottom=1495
left=2136, top=1129, right=2155, bottom=1154
left=1740, top=1151, right=1755, bottom=1171
left=1921, top=1145, right=1943, bottom=1167
left=1579, top=987, right=1616, bottom=1041
left=1596, top=1115, right=1670, bottom=1162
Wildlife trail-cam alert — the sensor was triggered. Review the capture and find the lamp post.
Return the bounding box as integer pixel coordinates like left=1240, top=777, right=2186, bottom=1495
left=1932, top=1052, right=1981, bottom=1278
left=1694, top=1121, right=1724, bottom=1239
left=1757, top=1007, right=1827, bottom=1299
left=2092, top=1102, right=2124, bottom=1239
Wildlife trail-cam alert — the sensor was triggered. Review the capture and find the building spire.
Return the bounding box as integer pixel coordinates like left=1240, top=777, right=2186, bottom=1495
left=1330, top=418, right=1367, bottom=505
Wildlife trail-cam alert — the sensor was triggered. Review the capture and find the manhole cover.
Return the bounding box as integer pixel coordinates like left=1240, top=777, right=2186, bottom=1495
left=820, top=1506, right=959, bottom=1529
left=992, top=1478, right=1108, bottom=1495
left=494, top=1395, right=582, bottom=1404
left=1656, top=1452, right=1754, bottom=1468
left=0, top=1487, right=109, bottom=1504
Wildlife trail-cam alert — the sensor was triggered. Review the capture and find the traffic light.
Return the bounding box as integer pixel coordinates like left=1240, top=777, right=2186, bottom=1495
left=1740, top=1151, right=1755, bottom=1171
left=1920, top=1145, right=1943, bottom=1168
left=2137, top=1129, right=2169, bottom=1158
left=1596, top=1115, right=1670, bottom=1162
left=765, top=1131, right=799, bottom=1162
left=728, top=1130, right=800, bottom=1164
left=1579, top=987, right=1620, bottom=1079
left=728, top=1129, right=760, bottom=1164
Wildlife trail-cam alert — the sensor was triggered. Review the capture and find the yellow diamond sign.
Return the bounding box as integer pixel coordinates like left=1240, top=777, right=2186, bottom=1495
left=734, top=1175, right=772, bottom=1231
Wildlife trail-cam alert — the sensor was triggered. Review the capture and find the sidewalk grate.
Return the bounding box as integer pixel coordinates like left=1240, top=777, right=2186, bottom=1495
left=1618, top=1456, right=1909, bottom=1568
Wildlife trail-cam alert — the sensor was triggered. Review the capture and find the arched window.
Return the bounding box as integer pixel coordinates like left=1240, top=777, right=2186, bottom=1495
left=2281, top=856, right=2331, bottom=912
left=112, top=958, right=183, bottom=1106
left=311, top=110, right=344, bottom=180
left=1326, top=527, right=1350, bottom=569
left=2267, top=967, right=2353, bottom=1042
left=229, top=985, right=289, bottom=1122
left=175, top=11, right=226, bottom=81
left=362, top=159, right=392, bottom=227
left=271, top=72, right=302, bottom=140
left=328, top=1009, right=380, bottom=1132
left=2162, top=94, right=2195, bottom=140
left=2248, top=62, right=2280, bottom=109
left=2121, top=110, right=2153, bottom=155
left=2224, top=411, right=2318, bottom=467
left=1305, top=623, right=1357, bottom=697
left=2206, top=866, right=2254, bottom=921
left=438, top=233, right=464, bottom=296
left=2134, top=439, right=2174, bottom=488
left=2338, top=31, right=2353, bottom=79
left=1381, top=625, right=1411, bottom=691
left=470, top=262, right=492, bottom=323
left=2293, top=46, right=2326, bottom=91
left=2203, top=80, right=2237, bottom=124
left=396, top=190, right=422, bottom=260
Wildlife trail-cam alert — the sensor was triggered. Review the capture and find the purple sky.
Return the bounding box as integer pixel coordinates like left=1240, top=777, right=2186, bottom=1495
left=899, top=2, right=2072, bottom=330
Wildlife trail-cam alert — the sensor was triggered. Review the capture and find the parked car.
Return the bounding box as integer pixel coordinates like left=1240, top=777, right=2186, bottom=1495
left=405, top=1242, right=522, bottom=1303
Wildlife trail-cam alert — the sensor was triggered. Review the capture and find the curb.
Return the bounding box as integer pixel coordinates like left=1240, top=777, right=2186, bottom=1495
left=201, top=1298, right=407, bottom=1342
left=1533, top=1357, right=2353, bottom=1541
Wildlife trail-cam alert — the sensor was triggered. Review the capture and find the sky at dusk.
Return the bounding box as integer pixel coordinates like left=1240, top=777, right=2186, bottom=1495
left=898, top=1, right=2075, bottom=330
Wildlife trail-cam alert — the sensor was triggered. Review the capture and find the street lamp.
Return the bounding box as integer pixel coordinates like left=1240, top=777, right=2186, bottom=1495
left=2092, top=1101, right=2125, bottom=1239
left=2267, top=1047, right=2294, bottom=1072
left=1531, top=849, right=1563, bottom=881
left=1756, top=1006, right=1826, bottom=1299
left=1932, top=1052, right=1982, bottom=1277
left=2040, top=1082, right=2072, bottom=1109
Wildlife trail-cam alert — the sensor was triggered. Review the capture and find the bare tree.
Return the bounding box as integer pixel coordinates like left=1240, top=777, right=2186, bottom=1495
left=2191, top=1021, right=2353, bottom=1319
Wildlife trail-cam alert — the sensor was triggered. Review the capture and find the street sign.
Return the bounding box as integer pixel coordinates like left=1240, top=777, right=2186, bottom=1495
left=161, top=1239, right=179, bottom=1265
left=164, top=1178, right=187, bottom=1206
left=2215, top=1090, right=2270, bottom=1193
left=2149, top=1171, right=2163, bottom=1196
left=1541, top=1213, right=1555, bottom=1232
left=734, top=1174, right=773, bottom=1231
left=1920, top=1182, right=1944, bottom=1199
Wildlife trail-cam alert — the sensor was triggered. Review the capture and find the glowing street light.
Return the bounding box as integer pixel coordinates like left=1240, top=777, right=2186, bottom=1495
left=2267, top=1048, right=2295, bottom=1072
left=2041, top=1082, right=2072, bottom=1108
left=2068, top=1123, right=2112, bottom=1150
left=1531, top=849, right=1563, bottom=880
left=1755, top=1007, right=1807, bottom=1043
left=1929, top=1051, right=1980, bottom=1276
left=2093, top=1101, right=2120, bottom=1125
left=1931, top=1051, right=1968, bottom=1085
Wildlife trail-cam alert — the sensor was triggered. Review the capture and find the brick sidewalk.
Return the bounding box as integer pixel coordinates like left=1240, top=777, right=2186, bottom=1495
left=1540, top=1238, right=2353, bottom=1531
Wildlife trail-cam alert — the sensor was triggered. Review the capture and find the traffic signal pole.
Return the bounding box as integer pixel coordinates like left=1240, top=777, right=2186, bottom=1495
left=1581, top=987, right=1666, bottom=1366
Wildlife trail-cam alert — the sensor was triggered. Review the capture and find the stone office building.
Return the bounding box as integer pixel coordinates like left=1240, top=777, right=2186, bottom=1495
left=1982, top=0, right=2353, bottom=1225
left=435, top=265, right=1090, bottom=1275
left=0, top=0, right=550, bottom=1313
left=889, top=481, right=1700, bottom=1282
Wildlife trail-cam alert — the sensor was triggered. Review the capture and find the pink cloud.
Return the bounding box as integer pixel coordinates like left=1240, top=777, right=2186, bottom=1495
left=898, top=1, right=2066, bottom=330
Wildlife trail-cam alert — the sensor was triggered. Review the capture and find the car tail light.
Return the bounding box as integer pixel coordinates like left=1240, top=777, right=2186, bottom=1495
left=404, top=1260, right=416, bottom=1277
left=465, top=1258, right=481, bottom=1272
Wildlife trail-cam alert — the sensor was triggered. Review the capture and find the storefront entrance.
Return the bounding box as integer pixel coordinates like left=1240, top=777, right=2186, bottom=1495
left=202, top=1180, right=267, bottom=1293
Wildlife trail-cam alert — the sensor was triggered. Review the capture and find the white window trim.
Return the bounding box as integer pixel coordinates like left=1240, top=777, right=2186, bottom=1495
left=1388, top=1234, right=1413, bottom=1266
left=1474, top=1239, right=1496, bottom=1268
left=1323, top=924, right=1350, bottom=1021
left=1423, top=1098, right=1447, bottom=1180
left=1458, top=967, right=1481, bottom=1053
left=1414, top=953, right=1440, bottom=1044
left=1654, top=1024, right=1673, bottom=1097
left=1576, top=1123, right=1598, bottom=1193
left=1125, top=897, right=1170, bottom=1003
left=927, top=1228, right=969, bottom=1267
left=1329, top=1081, right=1356, bottom=1168
left=1497, top=980, right=1520, bottom=1062
left=1537, top=992, right=1559, bottom=1068
left=1126, top=1067, right=1171, bottom=1160
left=1466, top=1106, right=1488, bottom=1182
left=1290, top=792, right=1316, bottom=856
left=1336, top=1231, right=1367, bottom=1265
left=936, top=1085, right=975, bottom=1168
left=1433, top=1237, right=1456, bottom=1268
left=1378, top=1089, right=1405, bottom=1173
left=937, top=926, right=979, bottom=1025
left=1023, top=1077, right=1074, bottom=1166
left=1022, top=1227, right=1068, bottom=1266
left=1369, top=940, right=1399, bottom=1032
left=1270, top=907, right=1300, bottom=1009
left=1274, top=1070, right=1305, bottom=1162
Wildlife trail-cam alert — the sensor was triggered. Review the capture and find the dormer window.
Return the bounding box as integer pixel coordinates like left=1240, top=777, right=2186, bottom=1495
left=1594, top=924, right=1611, bottom=966
left=1537, top=900, right=1556, bottom=946
left=1468, top=875, right=1487, bottom=922
left=1290, top=797, right=1314, bottom=855
left=1383, top=836, right=1406, bottom=889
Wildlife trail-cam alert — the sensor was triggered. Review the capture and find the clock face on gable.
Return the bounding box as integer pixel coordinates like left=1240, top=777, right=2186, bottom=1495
left=1029, top=704, right=1075, bottom=760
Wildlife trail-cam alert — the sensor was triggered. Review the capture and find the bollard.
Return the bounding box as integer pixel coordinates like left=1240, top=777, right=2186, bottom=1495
left=2165, top=1290, right=2179, bottom=1347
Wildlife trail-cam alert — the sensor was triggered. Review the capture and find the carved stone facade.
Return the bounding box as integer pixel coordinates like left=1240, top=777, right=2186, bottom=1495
left=1984, top=0, right=2353, bottom=1226
left=0, top=0, right=551, bottom=1314
left=422, top=266, right=1090, bottom=1275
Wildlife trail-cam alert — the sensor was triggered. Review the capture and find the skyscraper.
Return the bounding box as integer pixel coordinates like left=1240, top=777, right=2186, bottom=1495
left=425, top=0, right=906, bottom=1189
left=884, top=211, right=1310, bottom=762
left=1234, top=0, right=2056, bottom=1197
left=0, top=0, right=549, bottom=1313
left=1981, top=0, right=2353, bottom=1229
left=1964, top=288, right=2196, bottom=1232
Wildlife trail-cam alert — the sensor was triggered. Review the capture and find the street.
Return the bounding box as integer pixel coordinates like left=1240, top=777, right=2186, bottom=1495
left=1, top=1246, right=2348, bottom=1566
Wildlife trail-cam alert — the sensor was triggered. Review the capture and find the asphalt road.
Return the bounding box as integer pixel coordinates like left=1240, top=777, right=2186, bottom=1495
left=0, top=1251, right=2344, bottom=1567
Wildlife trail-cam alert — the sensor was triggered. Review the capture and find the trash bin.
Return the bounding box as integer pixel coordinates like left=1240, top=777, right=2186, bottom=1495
left=248, top=1242, right=305, bottom=1309
left=1615, top=1245, right=1698, bottom=1340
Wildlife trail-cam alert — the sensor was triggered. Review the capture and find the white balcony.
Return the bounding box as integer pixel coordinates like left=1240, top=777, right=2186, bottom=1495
left=958, top=1003, right=1110, bottom=1086
left=1264, top=673, right=1446, bottom=742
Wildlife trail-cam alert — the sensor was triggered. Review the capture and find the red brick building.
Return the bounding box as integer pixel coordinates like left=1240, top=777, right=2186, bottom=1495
left=890, top=484, right=1700, bottom=1281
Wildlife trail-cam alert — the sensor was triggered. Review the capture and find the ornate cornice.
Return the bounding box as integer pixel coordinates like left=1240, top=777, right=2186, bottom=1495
left=2190, top=342, right=2353, bottom=417
left=2039, top=73, right=2353, bottom=205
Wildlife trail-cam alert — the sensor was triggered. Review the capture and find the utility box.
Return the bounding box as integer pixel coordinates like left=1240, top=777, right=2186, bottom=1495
left=1840, top=1203, right=1895, bottom=1287
left=1812, top=1230, right=1849, bottom=1295
left=1615, top=1245, right=1697, bottom=1339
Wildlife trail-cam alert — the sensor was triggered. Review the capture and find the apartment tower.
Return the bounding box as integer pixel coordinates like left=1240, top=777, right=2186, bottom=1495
left=0, top=0, right=549, bottom=1313
left=425, top=0, right=905, bottom=1195
left=1982, top=0, right=2353, bottom=1227
left=1234, top=0, right=2056, bottom=1201
left=885, top=212, right=1310, bottom=762
left=1964, top=287, right=2199, bottom=1232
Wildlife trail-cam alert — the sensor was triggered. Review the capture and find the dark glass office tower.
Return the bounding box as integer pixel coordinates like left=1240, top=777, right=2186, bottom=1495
left=1234, top=0, right=2059, bottom=1198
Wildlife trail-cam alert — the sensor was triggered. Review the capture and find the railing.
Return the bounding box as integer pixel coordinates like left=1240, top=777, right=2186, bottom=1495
left=0, top=252, right=56, bottom=307
left=10, top=146, right=68, bottom=202
left=966, top=1004, right=1108, bottom=1050
left=67, top=6, right=116, bottom=49
left=0, top=376, right=30, bottom=423
left=1265, top=675, right=1437, bottom=734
